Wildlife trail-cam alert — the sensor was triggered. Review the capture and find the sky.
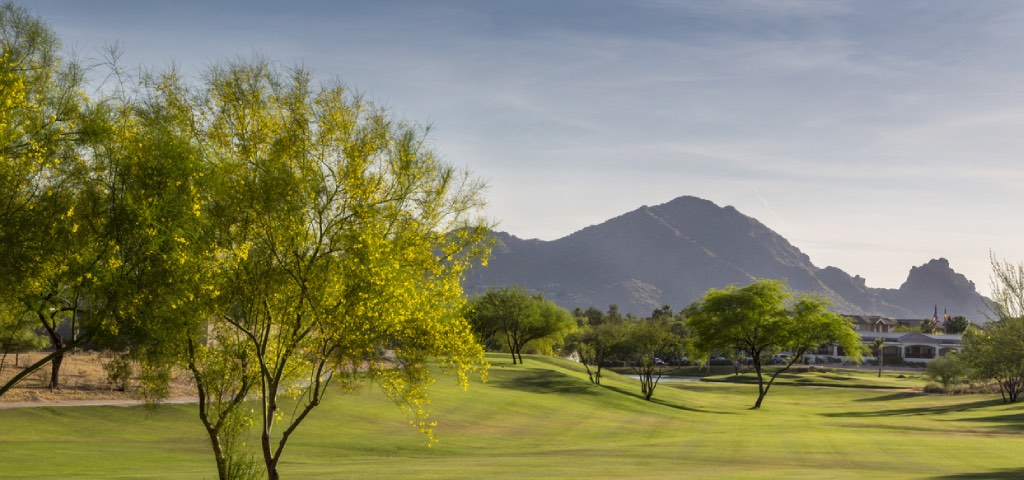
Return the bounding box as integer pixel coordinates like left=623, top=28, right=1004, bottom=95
left=21, top=0, right=1024, bottom=295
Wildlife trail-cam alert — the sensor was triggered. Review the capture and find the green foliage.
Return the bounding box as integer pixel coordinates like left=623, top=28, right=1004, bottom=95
left=0, top=305, right=45, bottom=377
left=989, top=252, right=1024, bottom=320
left=469, top=287, right=575, bottom=364
left=965, top=255, right=1024, bottom=403
left=565, top=320, right=625, bottom=385
left=920, top=318, right=938, bottom=334
left=618, top=318, right=685, bottom=400
left=1, top=7, right=493, bottom=473
left=687, top=279, right=862, bottom=408
left=0, top=0, right=95, bottom=392
left=925, top=353, right=968, bottom=392
left=156, top=58, right=492, bottom=479
left=943, top=315, right=969, bottom=334
left=961, top=317, right=1024, bottom=403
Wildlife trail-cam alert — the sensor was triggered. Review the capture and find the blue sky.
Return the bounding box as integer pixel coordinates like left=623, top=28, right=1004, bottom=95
left=25, top=0, right=1024, bottom=294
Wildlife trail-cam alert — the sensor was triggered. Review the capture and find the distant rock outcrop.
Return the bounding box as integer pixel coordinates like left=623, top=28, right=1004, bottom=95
left=465, top=196, right=991, bottom=320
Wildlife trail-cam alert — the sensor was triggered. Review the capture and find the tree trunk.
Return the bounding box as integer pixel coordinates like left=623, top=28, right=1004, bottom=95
left=753, top=391, right=767, bottom=409
left=39, top=309, right=65, bottom=390
left=265, top=457, right=279, bottom=480
left=506, top=337, right=518, bottom=364
left=752, top=361, right=765, bottom=409
left=203, top=422, right=229, bottom=480
left=877, top=350, right=883, bottom=378
left=49, top=352, right=63, bottom=391
left=582, top=363, right=595, bottom=384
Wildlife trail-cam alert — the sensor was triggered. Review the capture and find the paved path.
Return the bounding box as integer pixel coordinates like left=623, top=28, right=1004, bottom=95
left=0, top=396, right=197, bottom=410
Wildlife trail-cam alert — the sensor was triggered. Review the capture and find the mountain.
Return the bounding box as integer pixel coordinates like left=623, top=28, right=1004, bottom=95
left=465, top=196, right=991, bottom=320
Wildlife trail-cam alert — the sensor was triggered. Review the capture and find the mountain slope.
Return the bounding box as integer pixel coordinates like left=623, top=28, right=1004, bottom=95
left=465, top=196, right=990, bottom=319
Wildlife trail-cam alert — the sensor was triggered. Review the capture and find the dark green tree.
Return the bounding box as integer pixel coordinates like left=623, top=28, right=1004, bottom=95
left=687, top=279, right=862, bottom=409
left=469, top=287, right=575, bottom=364
left=943, top=315, right=970, bottom=334
left=926, top=353, right=968, bottom=392
left=619, top=318, right=684, bottom=400
left=566, top=319, right=624, bottom=385
left=961, top=318, right=1024, bottom=403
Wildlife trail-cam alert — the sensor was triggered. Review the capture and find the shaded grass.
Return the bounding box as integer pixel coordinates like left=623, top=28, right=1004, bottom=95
left=702, top=367, right=930, bottom=390
left=1, top=354, right=1022, bottom=479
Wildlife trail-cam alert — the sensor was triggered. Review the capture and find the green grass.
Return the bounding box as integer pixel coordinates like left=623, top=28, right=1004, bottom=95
left=2, top=354, right=1022, bottom=479
left=701, top=367, right=931, bottom=389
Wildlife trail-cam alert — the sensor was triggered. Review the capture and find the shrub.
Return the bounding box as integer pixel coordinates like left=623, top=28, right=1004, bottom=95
left=926, top=354, right=969, bottom=392
left=103, top=355, right=134, bottom=392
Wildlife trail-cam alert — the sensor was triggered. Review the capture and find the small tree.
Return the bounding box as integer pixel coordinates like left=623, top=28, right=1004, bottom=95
left=619, top=319, right=684, bottom=401
left=873, top=337, right=885, bottom=378
left=566, top=319, right=624, bottom=385
left=943, top=315, right=970, bottom=334
left=961, top=254, right=1024, bottom=403
left=688, top=279, right=862, bottom=409
left=921, top=318, right=938, bottom=334
left=961, top=318, right=1024, bottom=403
left=926, top=353, right=968, bottom=392
left=469, top=287, right=575, bottom=364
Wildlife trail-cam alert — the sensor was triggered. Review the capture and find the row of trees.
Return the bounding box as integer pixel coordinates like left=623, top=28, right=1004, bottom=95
left=565, top=304, right=686, bottom=400
left=471, top=280, right=863, bottom=409
left=0, top=4, right=491, bottom=479
left=466, top=288, right=689, bottom=401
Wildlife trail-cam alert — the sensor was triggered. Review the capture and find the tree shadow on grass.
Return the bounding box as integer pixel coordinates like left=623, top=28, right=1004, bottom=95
left=853, top=391, right=925, bottom=402
left=933, top=468, right=1024, bottom=479
left=489, top=368, right=600, bottom=396
left=821, top=398, right=1004, bottom=418
left=955, top=412, right=1024, bottom=432
left=600, top=384, right=731, bottom=414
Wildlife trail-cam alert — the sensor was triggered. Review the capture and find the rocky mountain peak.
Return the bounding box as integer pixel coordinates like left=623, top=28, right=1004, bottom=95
left=466, top=196, right=990, bottom=320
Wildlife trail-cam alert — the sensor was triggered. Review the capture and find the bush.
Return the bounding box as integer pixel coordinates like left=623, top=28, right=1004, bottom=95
left=924, top=381, right=999, bottom=395
left=102, top=355, right=134, bottom=392
left=926, top=354, right=968, bottom=392
left=923, top=383, right=945, bottom=394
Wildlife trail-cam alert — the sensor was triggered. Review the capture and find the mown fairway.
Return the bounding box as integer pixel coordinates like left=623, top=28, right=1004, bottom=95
left=1, top=355, right=1022, bottom=479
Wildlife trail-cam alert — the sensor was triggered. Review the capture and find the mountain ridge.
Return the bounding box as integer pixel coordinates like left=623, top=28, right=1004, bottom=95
left=466, top=196, right=991, bottom=320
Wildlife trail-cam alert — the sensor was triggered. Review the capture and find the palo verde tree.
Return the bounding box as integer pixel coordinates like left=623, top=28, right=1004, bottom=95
left=687, top=279, right=862, bottom=409
left=961, top=318, right=1024, bottom=403
left=468, top=287, right=575, bottom=364
left=164, top=59, right=492, bottom=480
left=989, top=251, right=1024, bottom=320
left=960, top=254, right=1024, bottom=403
left=0, top=1, right=197, bottom=397
left=565, top=318, right=625, bottom=385
left=0, top=1, right=118, bottom=394
left=619, top=317, right=684, bottom=401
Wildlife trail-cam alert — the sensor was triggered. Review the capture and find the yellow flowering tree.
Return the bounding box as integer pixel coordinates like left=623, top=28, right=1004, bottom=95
left=170, top=59, right=492, bottom=480
left=0, top=1, right=98, bottom=393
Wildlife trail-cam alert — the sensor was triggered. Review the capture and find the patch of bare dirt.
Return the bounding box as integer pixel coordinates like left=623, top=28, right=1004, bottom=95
left=0, top=351, right=196, bottom=405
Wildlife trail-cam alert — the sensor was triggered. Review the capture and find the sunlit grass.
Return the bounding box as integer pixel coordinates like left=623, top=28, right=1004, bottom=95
left=1, top=354, right=1021, bottom=479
